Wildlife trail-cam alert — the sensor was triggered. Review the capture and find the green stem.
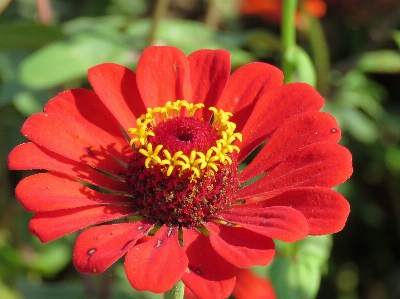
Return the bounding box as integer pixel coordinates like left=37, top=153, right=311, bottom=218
left=281, top=0, right=298, bottom=83
left=147, top=0, right=171, bottom=47
left=164, top=280, right=184, bottom=299
left=307, top=16, right=331, bottom=96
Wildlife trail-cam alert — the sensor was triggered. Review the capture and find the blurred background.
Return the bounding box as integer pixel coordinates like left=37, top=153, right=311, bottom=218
left=1, top=0, right=400, bottom=298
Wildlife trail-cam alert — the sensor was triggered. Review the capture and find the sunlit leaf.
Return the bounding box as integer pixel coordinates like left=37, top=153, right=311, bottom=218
left=357, top=50, right=400, bottom=73
left=293, top=46, right=317, bottom=87
left=62, top=15, right=129, bottom=35
left=19, top=33, right=134, bottom=89
left=393, top=30, right=400, bottom=49
left=270, top=235, right=332, bottom=299
left=340, top=108, right=379, bottom=143
left=26, top=239, right=72, bottom=277
left=125, top=18, right=255, bottom=67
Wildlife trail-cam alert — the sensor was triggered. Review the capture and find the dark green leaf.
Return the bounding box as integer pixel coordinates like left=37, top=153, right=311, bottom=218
left=0, top=22, right=64, bottom=50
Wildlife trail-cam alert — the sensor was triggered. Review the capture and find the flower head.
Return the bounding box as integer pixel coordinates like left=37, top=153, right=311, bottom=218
left=8, top=46, right=352, bottom=299
left=241, top=0, right=327, bottom=25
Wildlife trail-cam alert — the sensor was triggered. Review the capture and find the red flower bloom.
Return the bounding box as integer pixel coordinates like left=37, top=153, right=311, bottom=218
left=8, top=46, right=352, bottom=299
left=232, top=269, right=277, bottom=299
left=241, top=0, right=327, bottom=25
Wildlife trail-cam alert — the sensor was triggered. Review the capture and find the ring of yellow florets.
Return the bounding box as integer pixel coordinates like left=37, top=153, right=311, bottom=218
left=128, top=100, right=242, bottom=181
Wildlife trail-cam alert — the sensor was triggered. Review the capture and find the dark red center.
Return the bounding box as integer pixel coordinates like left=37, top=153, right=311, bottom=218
left=150, top=116, right=220, bottom=155
left=125, top=116, right=239, bottom=227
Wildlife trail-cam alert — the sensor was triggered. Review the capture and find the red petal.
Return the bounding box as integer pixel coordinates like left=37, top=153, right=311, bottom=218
left=205, top=221, right=275, bottom=268
left=239, top=111, right=341, bottom=183
left=219, top=206, right=309, bottom=242
left=73, top=220, right=155, bottom=274
left=29, top=205, right=136, bottom=242
left=44, top=88, right=131, bottom=164
left=136, top=46, right=192, bottom=108
left=8, top=143, right=128, bottom=192
left=187, top=49, right=230, bottom=121
left=251, top=187, right=351, bottom=235
left=182, top=228, right=236, bottom=299
left=16, top=172, right=131, bottom=212
left=87, top=63, right=146, bottom=132
left=124, top=225, right=187, bottom=293
left=232, top=269, right=277, bottom=299
left=21, top=113, right=127, bottom=176
left=237, top=83, right=325, bottom=162
left=217, top=63, right=283, bottom=131
left=238, top=143, right=353, bottom=199
left=184, top=287, right=197, bottom=299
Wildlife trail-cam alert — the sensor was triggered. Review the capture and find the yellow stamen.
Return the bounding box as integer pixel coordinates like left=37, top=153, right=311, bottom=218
left=139, top=143, right=163, bottom=168
left=128, top=101, right=242, bottom=180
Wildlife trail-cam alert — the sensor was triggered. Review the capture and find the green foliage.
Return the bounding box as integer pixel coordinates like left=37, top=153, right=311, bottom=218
left=19, top=32, right=133, bottom=89
left=269, top=236, right=332, bottom=299
left=292, top=46, right=317, bottom=87
left=357, top=50, right=400, bottom=73
left=0, top=22, right=64, bottom=50
left=326, top=70, right=387, bottom=144
left=1, top=0, right=400, bottom=299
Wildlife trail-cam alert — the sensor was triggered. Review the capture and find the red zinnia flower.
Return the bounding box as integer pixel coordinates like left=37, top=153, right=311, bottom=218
left=232, top=269, right=277, bottom=299
left=241, top=0, right=327, bottom=25
left=8, top=46, right=352, bottom=299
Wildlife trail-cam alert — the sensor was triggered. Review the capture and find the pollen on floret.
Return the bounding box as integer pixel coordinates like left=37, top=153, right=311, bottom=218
left=127, top=100, right=242, bottom=181
left=126, top=153, right=239, bottom=228
left=125, top=100, right=242, bottom=227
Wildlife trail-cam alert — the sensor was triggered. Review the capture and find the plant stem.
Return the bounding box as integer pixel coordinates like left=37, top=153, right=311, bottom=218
left=204, top=0, right=220, bottom=30
left=35, top=0, right=54, bottom=24
left=164, top=280, right=184, bottom=299
left=281, top=0, right=298, bottom=83
left=0, top=0, right=12, bottom=15
left=147, top=0, right=170, bottom=47
left=307, top=16, right=331, bottom=96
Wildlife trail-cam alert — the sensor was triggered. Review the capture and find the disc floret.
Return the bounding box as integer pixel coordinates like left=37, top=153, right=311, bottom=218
left=128, top=100, right=242, bottom=180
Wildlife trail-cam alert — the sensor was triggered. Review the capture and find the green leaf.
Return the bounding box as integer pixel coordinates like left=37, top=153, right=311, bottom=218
left=17, top=280, right=85, bottom=299
left=340, top=108, right=379, bottom=143
left=62, top=15, right=129, bottom=35
left=12, top=91, right=47, bottom=116
left=243, top=29, right=281, bottom=57
left=357, top=50, right=400, bottom=73
left=126, top=18, right=255, bottom=68
left=107, top=0, right=149, bottom=16
left=158, top=20, right=216, bottom=53
left=385, top=146, right=400, bottom=173
left=0, top=22, right=64, bottom=50
left=19, top=32, right=134, bottom=89
left=0, top=281, right=23, bottom=299
left=27, top=239, right=72, bottom=277
left=392, top=30, right=400, bottom=49
left=270, top=236, right=332, bottom=299
left=292, top=46, right=317, bottom=87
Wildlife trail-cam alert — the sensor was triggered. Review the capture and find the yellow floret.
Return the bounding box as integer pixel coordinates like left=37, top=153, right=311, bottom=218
left=128, top=100, right=242, bottom=180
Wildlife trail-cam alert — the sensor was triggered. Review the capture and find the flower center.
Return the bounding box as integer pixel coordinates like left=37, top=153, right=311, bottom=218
left=125, top=100, right=242, bottom=227
left=151, top=116, right=219, bottom=156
